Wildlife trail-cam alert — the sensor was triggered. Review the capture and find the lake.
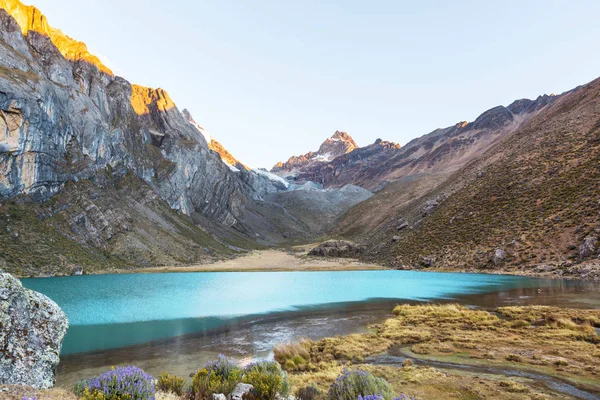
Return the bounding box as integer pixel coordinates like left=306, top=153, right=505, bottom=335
left=20, top=270, right=600, bottom=385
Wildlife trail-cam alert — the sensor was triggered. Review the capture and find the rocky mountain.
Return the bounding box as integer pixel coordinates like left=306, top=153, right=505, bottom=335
left=0, top=0, right=375, bottom=276
left=333, top=78, right=600, bottom=277
left=271, top=130, right=358, bottom=176
left=277, top=96, right=556, bottom=191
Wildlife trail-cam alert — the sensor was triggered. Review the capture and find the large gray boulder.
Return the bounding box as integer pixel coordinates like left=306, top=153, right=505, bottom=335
left=579, top=236, right=598, bottom=261
left=0, top=273, right=69, bottom=388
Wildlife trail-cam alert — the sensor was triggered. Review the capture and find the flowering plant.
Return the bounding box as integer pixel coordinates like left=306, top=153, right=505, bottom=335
left=79, top=366, right=155, bottom=400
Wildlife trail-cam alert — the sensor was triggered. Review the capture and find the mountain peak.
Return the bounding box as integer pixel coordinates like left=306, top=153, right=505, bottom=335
left=0, top=0, right=113, bottom=75
left=271, top=131, right=358, bottom=174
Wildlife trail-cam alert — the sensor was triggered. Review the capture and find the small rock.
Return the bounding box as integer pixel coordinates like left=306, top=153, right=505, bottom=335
left=402, top=358, right=413, bottom=367
left=230, top=383, right=253, bottom=400
left=70, top=267, right=84, bottom=276
left=213, top=394, right=227, bottom=400
left=392, top=235, right=400, bottom=242
left=492, top=249, right=506, bottom=266
left=396, top=219, right=409, bottom=231
left=422, top=257, right=434, bottom=267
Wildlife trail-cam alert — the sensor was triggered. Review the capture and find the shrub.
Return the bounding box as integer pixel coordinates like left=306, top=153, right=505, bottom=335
left=243, top=360, right=289, bottom=400
left=505, top=354, right=522, bottom=362
left=327, top=370, right=394, bottom=400
left=77, top=366, right=155, bottom=400
left=158, top=372, right=185, bottom=396
left=192, top=355, right=243, bottom=400
left=274, top=340, right=311, bottom=371
left=295, top=385, right=320, bottom=400
left=73, top=380, right=88, bottom=397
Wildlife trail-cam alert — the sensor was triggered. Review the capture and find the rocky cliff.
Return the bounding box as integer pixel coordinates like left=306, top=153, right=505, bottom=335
left=0, top=273, right=69, bottom=388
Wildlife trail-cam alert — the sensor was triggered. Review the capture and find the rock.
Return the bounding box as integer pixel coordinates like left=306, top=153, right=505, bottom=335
left=578, top=236, right=598, bottom=261
left=213, top=394, right=227, bottom=400
left=422, top=200, right=438, bottom=215
left=0, top=273, right=69, bottom=388
left=396, top=219, right=409, bottom=231
left=422, top=257, right=434, bottom=267
left=309, top=240, right=364, bottom=258
left=402, top=358, right=413, bottom=367
left=492, top=249, right=506, bottom=266
left=392, top=235, right=400, bottom=242
left=229, top=383, right=253, bottom=400
left=70, top=267, right=83, bottom=276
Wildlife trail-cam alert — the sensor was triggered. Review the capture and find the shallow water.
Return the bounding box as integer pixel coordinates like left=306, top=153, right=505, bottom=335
left=19, top=270, right=600, bottom=386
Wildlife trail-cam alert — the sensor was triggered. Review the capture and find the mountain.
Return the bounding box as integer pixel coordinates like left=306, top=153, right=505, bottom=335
left=333, top=78, right=600, bottom=276
left=271, top=96, right=556, bottom=192
left=271, top=131, right=358, bottom=176
left=0, top=0, right=374, bottom=276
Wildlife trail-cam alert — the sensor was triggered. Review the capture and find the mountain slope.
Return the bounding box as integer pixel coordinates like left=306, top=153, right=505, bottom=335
left=336, top=78, right=600, bottom=274
left=278, top=96, right=556, bottom=191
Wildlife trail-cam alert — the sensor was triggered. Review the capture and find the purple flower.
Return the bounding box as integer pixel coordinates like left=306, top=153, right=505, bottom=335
left=85, top=365, right=155, bottom=400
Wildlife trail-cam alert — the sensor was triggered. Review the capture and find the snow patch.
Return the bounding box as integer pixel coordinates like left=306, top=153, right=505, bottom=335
left=253, top=168, right=290, bottom=188
left=313, top=152, right=332, bottom=161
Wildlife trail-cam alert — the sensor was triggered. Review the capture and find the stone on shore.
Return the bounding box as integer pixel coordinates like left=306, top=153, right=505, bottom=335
left=0, top=273, right=69, bottom=389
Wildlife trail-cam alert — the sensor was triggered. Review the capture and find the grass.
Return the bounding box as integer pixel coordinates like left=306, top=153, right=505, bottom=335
left=278, top=304, right=600, bottom=399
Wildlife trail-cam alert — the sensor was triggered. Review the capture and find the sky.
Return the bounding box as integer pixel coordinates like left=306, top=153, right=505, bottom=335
left=29, top=0, right=600, bottom=169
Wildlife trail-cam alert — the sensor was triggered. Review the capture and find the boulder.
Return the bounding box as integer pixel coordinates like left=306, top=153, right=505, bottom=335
left=308, top=240, right=364, bottom=258
left=229, top=383, right=253, bottom=400
left=396, top=219, right=409, bottom=231
left=578, top=236, right=598, bottom=261
left=492, top=249, right=506, bottom=266
left=0, top=273, right=69, bottom=389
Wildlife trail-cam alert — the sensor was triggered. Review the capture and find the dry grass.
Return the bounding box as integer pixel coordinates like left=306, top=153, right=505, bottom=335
left=0, top=385, right=78, bottom=399
left=279, top=304, right=600, bottom=399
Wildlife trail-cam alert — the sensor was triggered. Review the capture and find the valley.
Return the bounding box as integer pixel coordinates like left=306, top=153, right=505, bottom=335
left=0, top=0, right=599, bottom=399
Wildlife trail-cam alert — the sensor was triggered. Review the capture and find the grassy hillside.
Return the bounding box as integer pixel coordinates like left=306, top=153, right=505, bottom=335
left=0, top=172, right=249, bottom=277
left=339, top=77, right=600, bottom=272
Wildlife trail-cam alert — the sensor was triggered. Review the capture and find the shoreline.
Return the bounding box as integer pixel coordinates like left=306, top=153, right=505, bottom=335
left=12, top=247, right=600, bottom=280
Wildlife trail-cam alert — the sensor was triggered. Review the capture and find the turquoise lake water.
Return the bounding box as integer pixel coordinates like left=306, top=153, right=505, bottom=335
left=21, top=270, right=562, bottom=355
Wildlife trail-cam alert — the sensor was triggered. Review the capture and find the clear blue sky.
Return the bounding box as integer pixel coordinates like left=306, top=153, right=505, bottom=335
left=30, top=0, right=600, bottom=168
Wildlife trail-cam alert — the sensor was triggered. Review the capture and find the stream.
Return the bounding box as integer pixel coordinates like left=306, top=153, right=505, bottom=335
left=364, top=347, right=600, bottom=400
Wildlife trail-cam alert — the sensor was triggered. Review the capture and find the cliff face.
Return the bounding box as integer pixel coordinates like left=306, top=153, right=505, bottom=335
left=0, top=0, right=375, bottom=275
left=0, top=3, right=266, bottom=226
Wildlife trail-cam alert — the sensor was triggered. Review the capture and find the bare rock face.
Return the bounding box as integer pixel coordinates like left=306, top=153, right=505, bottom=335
left=0, top=273, right=68, bottom=389
left=309, top=240, right=364, bottom=258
